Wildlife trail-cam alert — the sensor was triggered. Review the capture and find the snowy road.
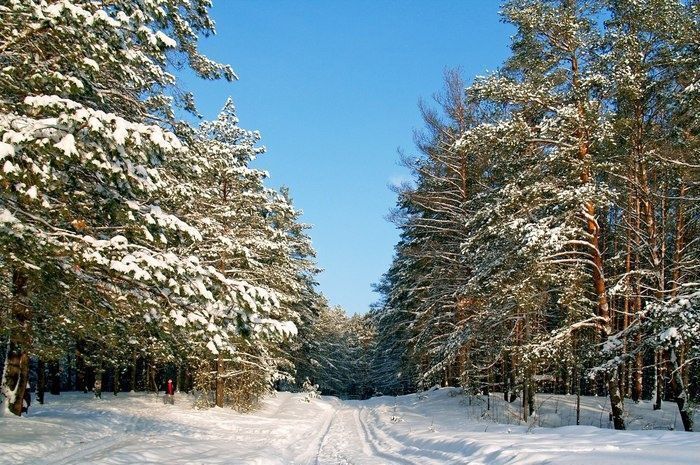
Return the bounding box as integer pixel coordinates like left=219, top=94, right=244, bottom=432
left=1, top=389, right=698, bottom=464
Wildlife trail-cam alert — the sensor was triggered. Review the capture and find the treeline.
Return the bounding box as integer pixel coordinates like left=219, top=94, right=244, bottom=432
left=295, top=306, right=375, bottom=399
left=371, top=0, right=700, bottom=431
left=3, top=0, right=699, bottom=435
left=0, top=0, right=329, bottom=416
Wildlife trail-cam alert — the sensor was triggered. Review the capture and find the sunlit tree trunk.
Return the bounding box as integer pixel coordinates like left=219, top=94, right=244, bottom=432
left=1, top=270, right=31, bottom=416
left=669, top=348, right=693, bottom=431
left=216, top=354, right=224, bottom=408
left=571, top=47, right=626, bottom=429
left=665, top=182, right=692, bottom=429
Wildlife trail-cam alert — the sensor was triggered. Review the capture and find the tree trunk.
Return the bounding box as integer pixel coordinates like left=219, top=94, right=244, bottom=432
left=502, top=357, right=510, bottom=402
left=94, top=368, right=103, bottom=398
left=667, top=182, right=691, bottom=429
left=129, top=351, right=137, bottom=392
left=37, top=358, right=45, bottom=404
left=622, top=212, right=632, bottom=398
left=522, top=367, right=529, bottom=422
left=76, top=341, right=86, bottom=393
left=147, top=362, right=157, bottom=392
left=113, top=366, right=120, bottom=396
left=669, top=348, right=693, bottom=431
left=1, top=270, right=31, bottom=416
left=508, top=350, right=518, bottom=403
left=631, top=194, right=644, bottom=403
left=654, top=350, right=664, bottom=410
left=485, top=369, right=491, bottom=410
left=77, top=370, right=86, bottom=393
left=607, top=369, right=625, bottom=430
left=575, top=365, right=581, bottom=426
left=571, top=44, right=626, bottom=430
left=66, top=351, right=75, bottom=391
left=632, top=339, right=643, bottom=403
left=49, top=360, right=61, bottom=395
left=215, top=354, right=224, bottom=408
left=85, top=365, right=95, bottom=394
left=178, top=364, right=187, bottom=394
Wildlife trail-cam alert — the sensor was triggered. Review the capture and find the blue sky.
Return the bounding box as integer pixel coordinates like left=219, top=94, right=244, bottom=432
left=182, top=1, right=513, bottom=314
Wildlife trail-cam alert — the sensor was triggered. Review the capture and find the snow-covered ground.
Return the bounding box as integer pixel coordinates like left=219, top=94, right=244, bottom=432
left=1, top=388, right=697, bottom=464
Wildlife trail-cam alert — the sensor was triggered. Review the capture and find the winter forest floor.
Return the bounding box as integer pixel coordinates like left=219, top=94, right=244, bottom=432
left=0, top=388, right=697, bottom=465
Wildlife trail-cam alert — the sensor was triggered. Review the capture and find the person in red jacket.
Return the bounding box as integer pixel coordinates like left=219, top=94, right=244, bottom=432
left=163, top=378, right=175, bottom=405
left=167, top=379, right=174, bottom=396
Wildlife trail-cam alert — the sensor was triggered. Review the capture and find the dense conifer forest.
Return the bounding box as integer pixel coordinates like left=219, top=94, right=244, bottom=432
left=1, top=0, right=699, bottom=444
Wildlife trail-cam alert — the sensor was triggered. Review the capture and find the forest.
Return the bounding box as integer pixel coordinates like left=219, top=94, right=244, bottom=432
left=370, top=0, right=700, bottom=432
left=1, top=0, right=699, bottom=445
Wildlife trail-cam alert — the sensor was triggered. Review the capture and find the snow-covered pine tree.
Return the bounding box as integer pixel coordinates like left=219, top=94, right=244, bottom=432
left=373, top=70, right=496, bottom=392
left=376, top=0, right=700, bottom=430
left=369, top=251, right=421, bottom=396
left=597, top=0, right=700, bottom=431
left=457, top=0, right=628, bottom=428
left=167, top=100, right=319, bottom=410
left=0, top=0, right=281, bottom=416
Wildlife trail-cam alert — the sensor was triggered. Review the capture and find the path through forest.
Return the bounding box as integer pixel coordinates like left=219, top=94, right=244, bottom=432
left=1, top=389, right=698, bottom=464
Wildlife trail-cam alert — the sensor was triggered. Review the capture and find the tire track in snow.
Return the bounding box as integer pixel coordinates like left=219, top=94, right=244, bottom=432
left=29, top=405, right=152, bottom=465
left=31, top=436, right=135, bottom=465
left=359, top=405, right=469, bottom=464
left=314, top=407, right=355, bottom=465
left=353, top=406, right=419, bottom=465
left=298, top=400, right=336, bottom=465
left=315, top=404, right=385, bottom=465
left=351, top=407, right=373, bottom=457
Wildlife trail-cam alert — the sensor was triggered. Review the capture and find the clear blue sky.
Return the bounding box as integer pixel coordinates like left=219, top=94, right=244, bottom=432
left=181, top=1, right=513, bottom=314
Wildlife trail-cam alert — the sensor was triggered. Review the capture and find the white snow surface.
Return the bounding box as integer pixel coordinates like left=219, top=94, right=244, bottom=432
left=0, top=388, right=697, bottom=464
